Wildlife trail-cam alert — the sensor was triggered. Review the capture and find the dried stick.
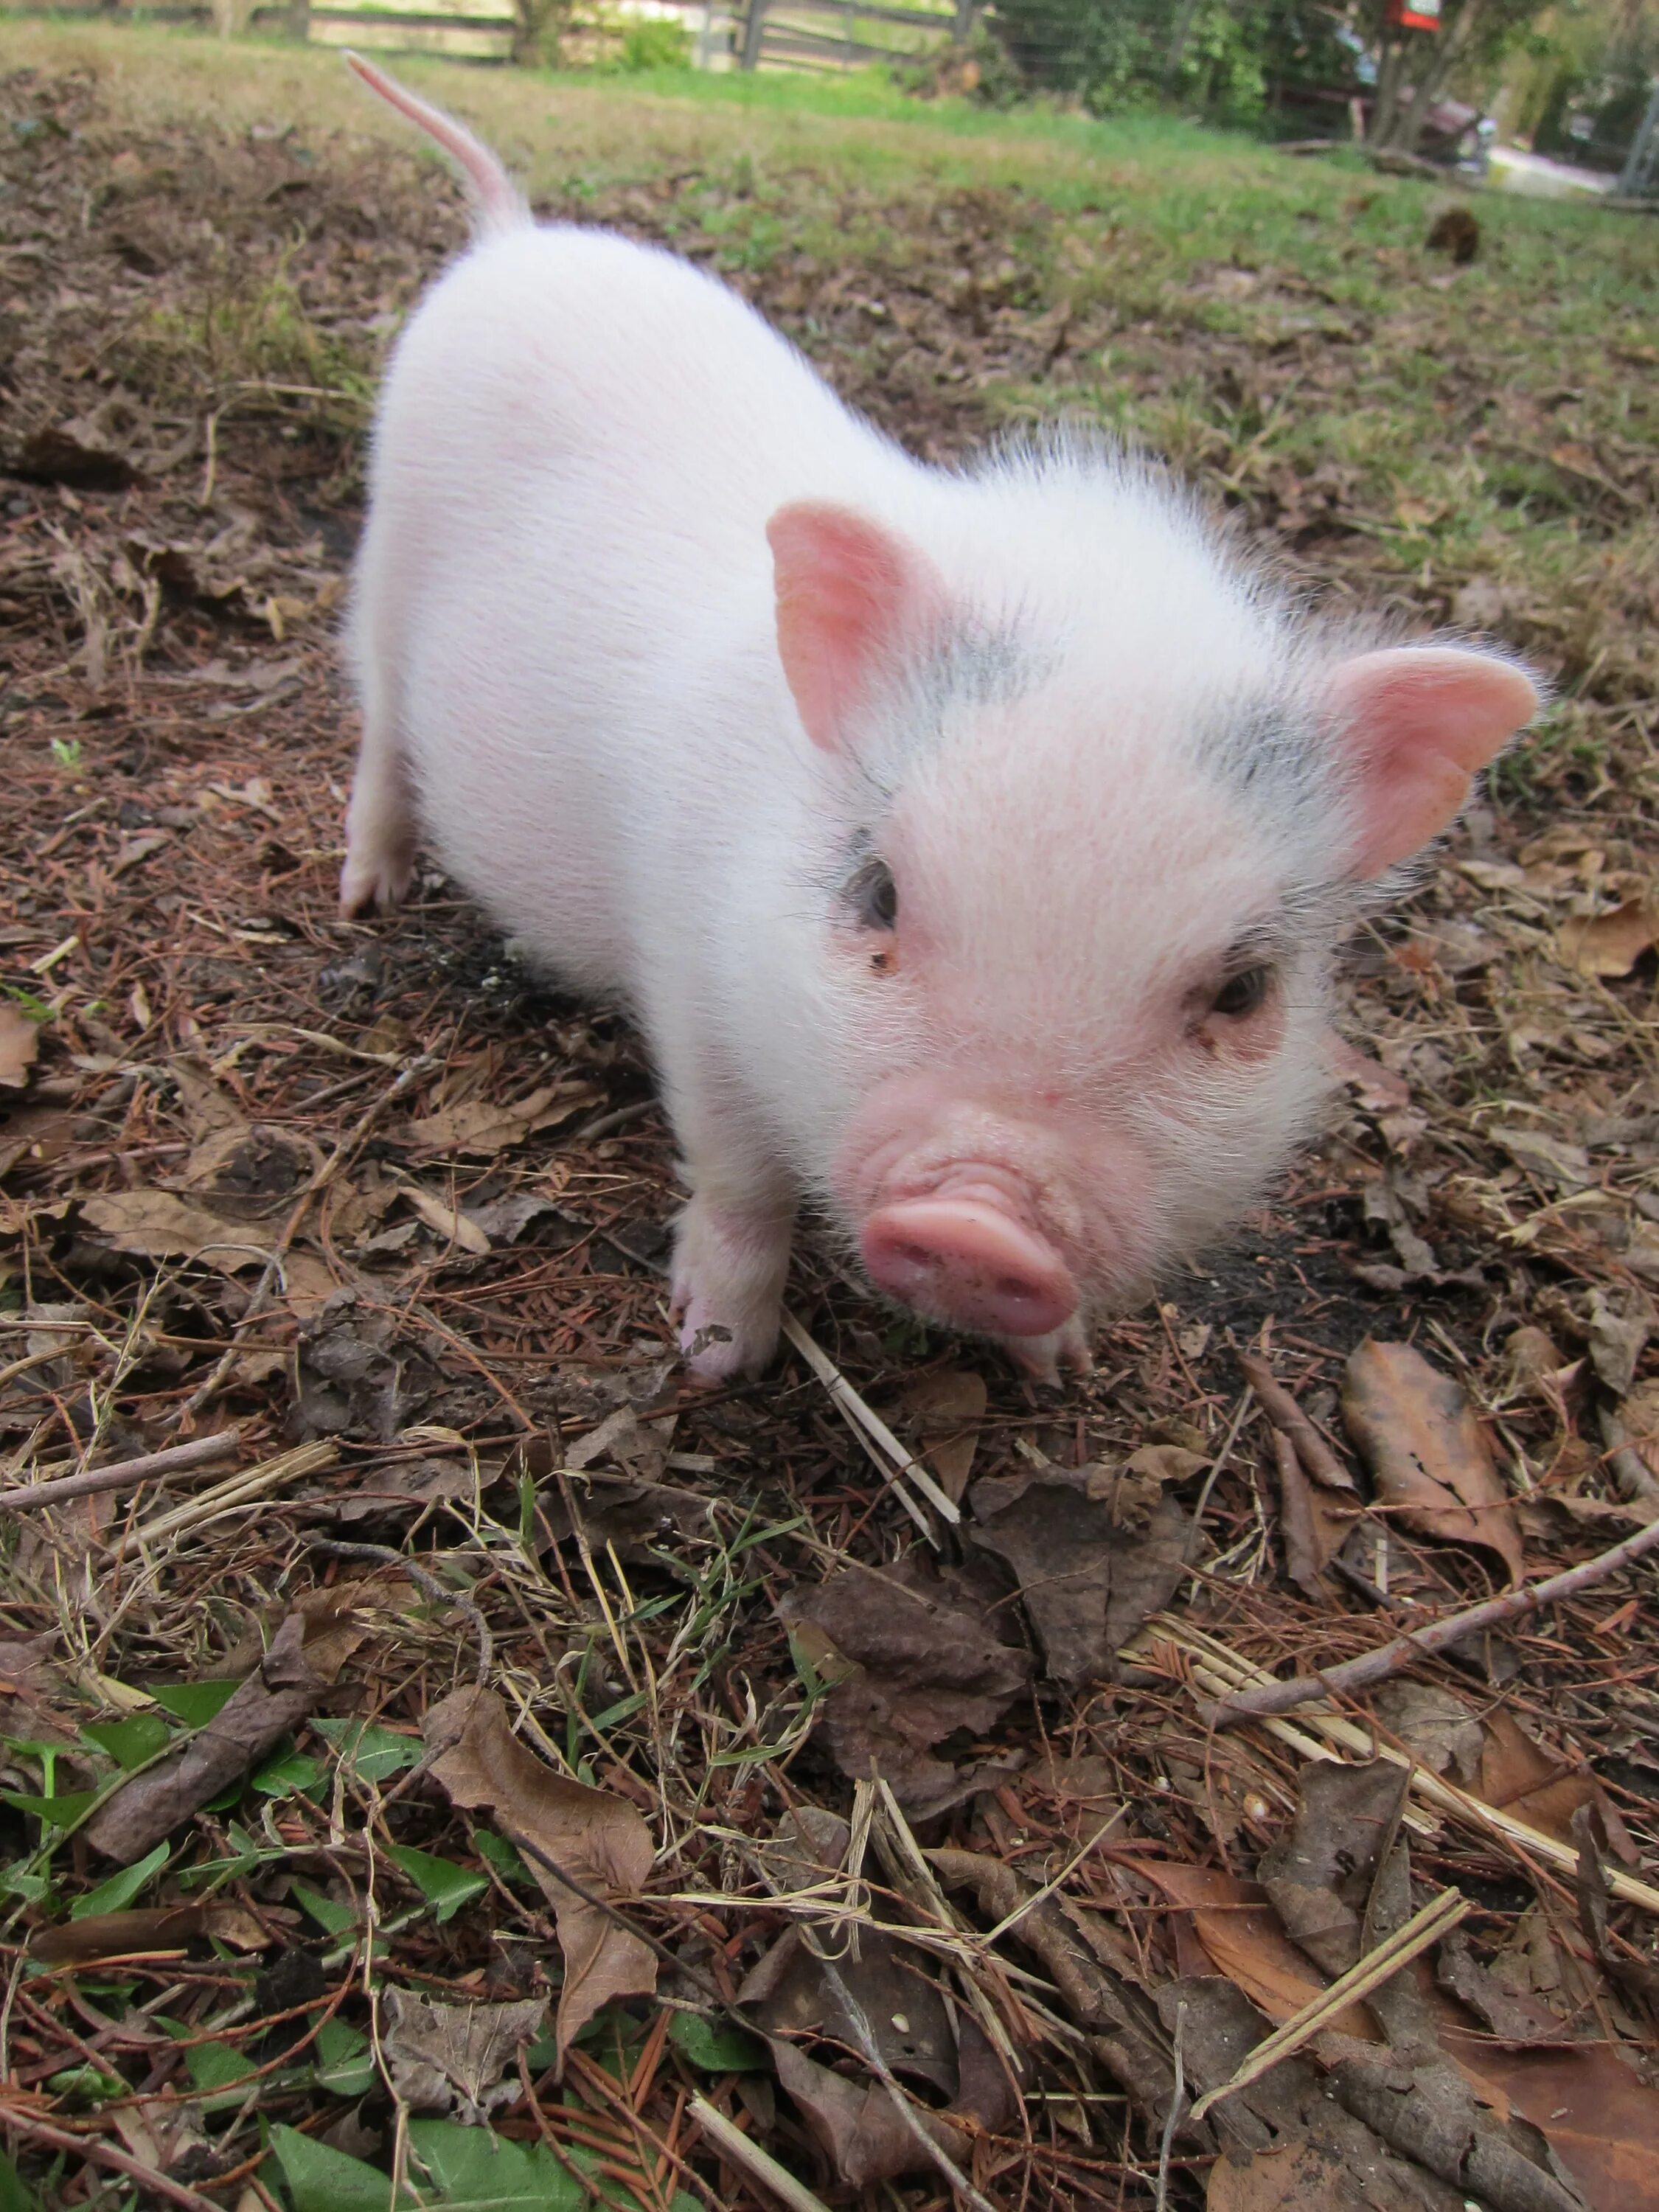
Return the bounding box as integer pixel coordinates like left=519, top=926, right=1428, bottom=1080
left=686, top=2095, right=835, bottom=2212
left=0, top=1428, right=240, bottom=1514
left=779, top=1312, right=959, bottom=1531
left=810, top=1951, right=998, bottom=2212
left=1236, top=1352, right=1357, bottom=1492
left=1186, top=1886, right=1467, bottom=2124
left=0, top=2109, right=227, bottom=2212
left=1211, top=1510, right=1659, bottom=1726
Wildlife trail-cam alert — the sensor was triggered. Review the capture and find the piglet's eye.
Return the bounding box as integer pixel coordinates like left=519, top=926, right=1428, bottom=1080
left=1211, top=965, right=1271, bottom=1019
left=847, top=857, right=898, bottom=931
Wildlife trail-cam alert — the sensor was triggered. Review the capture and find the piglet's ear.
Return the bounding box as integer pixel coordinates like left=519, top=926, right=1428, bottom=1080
left=768, top=501, right=940, bottom=753
left=1329, top=646, right=1539, bottom=879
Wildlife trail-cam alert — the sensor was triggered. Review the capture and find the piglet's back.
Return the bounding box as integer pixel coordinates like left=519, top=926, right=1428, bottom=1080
left=353, top=224, right=906, bottom=981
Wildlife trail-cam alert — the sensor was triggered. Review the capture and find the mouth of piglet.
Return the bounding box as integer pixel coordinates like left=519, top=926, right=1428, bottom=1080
left=855, top=1165, right=1081, bottom=1340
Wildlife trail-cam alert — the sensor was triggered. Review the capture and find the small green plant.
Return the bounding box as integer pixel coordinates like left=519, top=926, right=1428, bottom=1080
left=49, top=737, right=81, bottom=771
left=601, top=13, right=692, bottom=72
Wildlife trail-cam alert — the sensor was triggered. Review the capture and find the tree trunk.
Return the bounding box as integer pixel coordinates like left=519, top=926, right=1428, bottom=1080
left=512, top=0, right=566, bottom=65
left=1164, top=0, right=1202, bottom=89
left=1369, top=35, right=1408, bottom=143
left=1393, top=0, right=1488, bottom=154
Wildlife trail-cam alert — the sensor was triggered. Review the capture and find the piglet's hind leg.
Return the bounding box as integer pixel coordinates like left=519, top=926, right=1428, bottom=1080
left=341, top=689, right=418, bottom=917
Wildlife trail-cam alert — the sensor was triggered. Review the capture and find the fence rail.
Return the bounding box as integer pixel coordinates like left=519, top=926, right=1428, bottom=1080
left=737, top=0, right=964, bottom=72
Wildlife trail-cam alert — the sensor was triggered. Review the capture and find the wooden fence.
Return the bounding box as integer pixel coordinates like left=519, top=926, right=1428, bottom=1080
left=1, top=0, right=969, bottom=72
left=737, top=0, right=965, bottom=72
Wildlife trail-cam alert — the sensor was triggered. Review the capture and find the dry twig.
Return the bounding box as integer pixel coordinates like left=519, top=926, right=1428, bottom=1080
left=1206, top=1511, right=1659, bottom=1726
left=0, top=1427, right=240, bottom=1513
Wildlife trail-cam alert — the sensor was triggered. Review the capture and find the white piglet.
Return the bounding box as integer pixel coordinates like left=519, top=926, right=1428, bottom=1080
left=341, top=58, right=1538, bottom=1382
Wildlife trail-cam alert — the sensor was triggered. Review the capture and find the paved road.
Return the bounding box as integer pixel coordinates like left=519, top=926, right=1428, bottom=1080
left=1489, top=145, right=1617, bottom=198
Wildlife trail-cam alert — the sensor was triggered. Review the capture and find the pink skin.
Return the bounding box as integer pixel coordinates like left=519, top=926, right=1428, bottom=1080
left=835, top=1082, right=1158, bottom=1378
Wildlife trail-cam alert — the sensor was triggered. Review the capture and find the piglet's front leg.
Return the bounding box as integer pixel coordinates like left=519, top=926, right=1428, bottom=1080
left=669, top=1187, right=793, bottom=1382
left=660, top=1065, right=795, bottom=1381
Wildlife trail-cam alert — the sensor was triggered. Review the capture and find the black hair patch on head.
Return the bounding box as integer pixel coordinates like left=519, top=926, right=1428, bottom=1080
left=1198, top=689, right=1346, bottom=861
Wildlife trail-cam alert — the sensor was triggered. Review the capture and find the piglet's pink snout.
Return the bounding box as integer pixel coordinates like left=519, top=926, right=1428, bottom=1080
left=860, top=1189, right=1077, bottom=1339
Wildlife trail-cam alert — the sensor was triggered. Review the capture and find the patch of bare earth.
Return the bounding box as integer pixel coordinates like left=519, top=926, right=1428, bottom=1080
left=1, top=58, right=1657, bottom=2212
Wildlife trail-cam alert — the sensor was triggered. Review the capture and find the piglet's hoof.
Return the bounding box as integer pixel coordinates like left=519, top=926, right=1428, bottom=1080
left=1000, top=1314, right=1094, bottom=1386
left=669, top=1199, right=790, bottom=1382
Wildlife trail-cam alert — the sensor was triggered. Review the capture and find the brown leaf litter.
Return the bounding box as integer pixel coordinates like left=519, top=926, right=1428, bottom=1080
left=424, top=1683, right=658, bottom=2055
left=0, top=49, right=1657, bottom=2212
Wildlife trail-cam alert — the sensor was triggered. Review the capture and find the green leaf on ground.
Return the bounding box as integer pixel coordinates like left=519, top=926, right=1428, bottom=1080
left=313, top=2017, right=375, bottom=2098
left=667, top=2009, right=768, bottom=2073
left=251, top=1750, right=326, bottom=1798
left=386, top=1843, right=489, bottom=1923
left=0, top=2150, right=40, bottom=2212
left=150, top=1681, right=240, bottom=1728
left=82, top=1713, right=173, bottom=1769
left=313, top=1717, right=422, bottom=1784
left=474, top=1828, right=534, bottom=1888
left=2, top=1790, right=95, bottom=1828
left=69, top=1839, right=168, bottom=1919
left=184, top=2038, right=254, bottom=2105
left=268, top=2125, right=414, bottom=2212
left=406, top=2120, right=585, bottom=2209
left=292, top=1881, right=358, bottom=1937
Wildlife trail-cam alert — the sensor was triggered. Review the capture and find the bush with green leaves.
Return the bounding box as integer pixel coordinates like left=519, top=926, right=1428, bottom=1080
left=598, top=11, right=693, bottom=72
left=984, top=0, right=1360, bottom=125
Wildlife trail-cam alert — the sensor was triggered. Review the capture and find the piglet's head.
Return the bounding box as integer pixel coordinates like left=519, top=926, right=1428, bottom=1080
left=765, top=497, right=1538, bottom=1376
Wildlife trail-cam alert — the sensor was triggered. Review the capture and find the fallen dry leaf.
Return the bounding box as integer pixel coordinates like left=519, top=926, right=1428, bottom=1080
left=1329, top=2042, right=1590, bottom=2212
left=932, top=1846, right=1184, bottom=2134
left=534, top=1470, right=712, bottom=1568
left=31, top=1906, right=204, bottom=1965
left=780, top=1558, right=1029, bottom=1818
left=967, top=1459, right=1190, bottom=1687
left=768, top=2034, right=970, bottom=2191
left=1269, top=1428, right=1356, bottom=1601
left=1585, top=1287, right=1652, bottom=1397
left=1492, top=1125, right=1593, bottom=1191
left=1136, top=1862, right=1376, bottom=2040
left=1436, top=2028, right=1659, bottom=2212
left=403, top=1080, right=599, bottom=1160
left=897, top=1367, right=987, bottom=1504
left=563, top=1403, right=675, bottom=1483
left=1619, top=1377, right=1659, bottom=1483
left=1326, top=1032, right=1413, bottom=1112
left=424, top=1685, right=655, bottom=2053
left=1557, top=898, right=1659, bottom=980
left=0, top=1005, right=41, bottom=1090
left=1258, top=1760, right=1408, bottom=1979
left=1436, top=1930, right=1566, bottom=2044
left=396, top=1180, right=491, bottom=1256
left=77, top=1186, right=341, bottom=1318
left=1167, top=1977, right=1466, bottom=2211
left=742, top=1922, right=959, bottom=2098
left=1370, top=1683, right=1484, bottom=1783
left=1207, top=2142, right=1376, bottom=2211
left=1476, top=1710, right=1598, bottom=1847
left=85, top=1602, right=366, bottom=1861
left=381, top=1989, right=547, bottom=2121
left=1343, top=1340, right=1524, bottom=1583
left=80, top=1189, right=277, bottom=1272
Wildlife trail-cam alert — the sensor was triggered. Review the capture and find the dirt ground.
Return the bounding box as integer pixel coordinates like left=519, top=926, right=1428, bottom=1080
left=1, top=35, right=1658, bottom=2212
